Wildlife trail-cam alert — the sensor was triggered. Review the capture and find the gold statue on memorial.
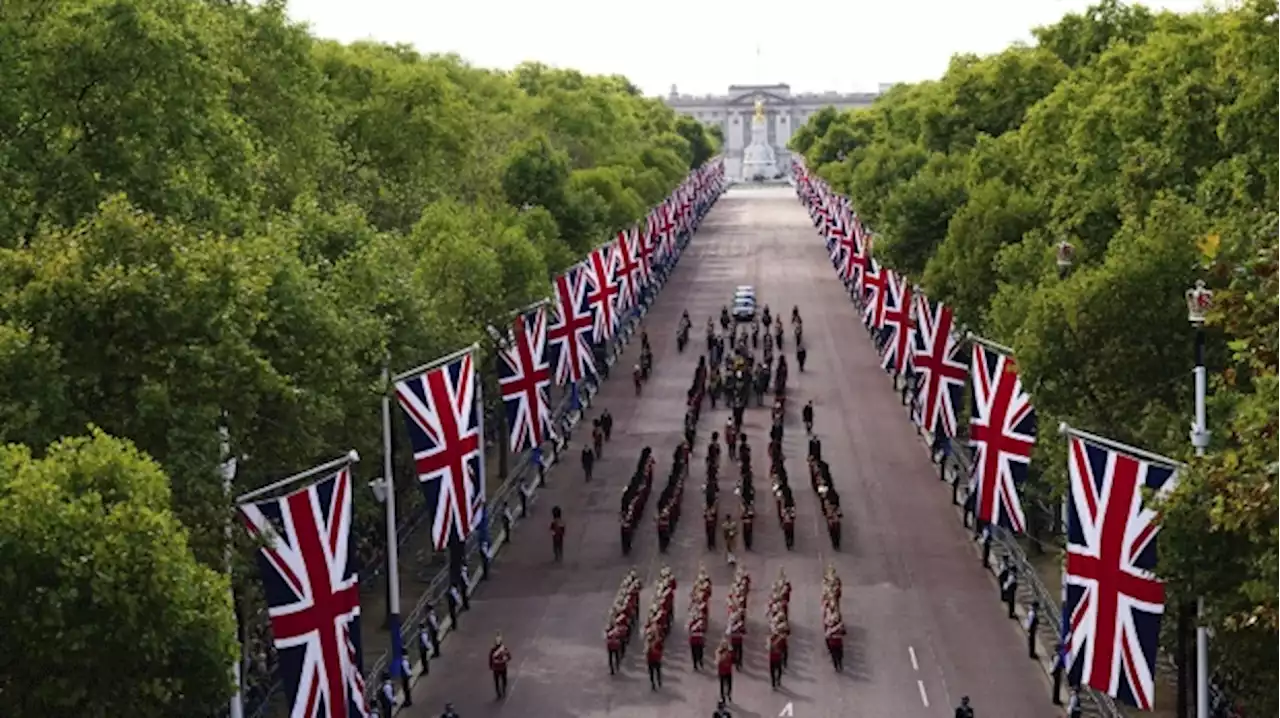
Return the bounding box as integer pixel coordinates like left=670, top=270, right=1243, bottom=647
left=754, top=96, right=765, bottom=122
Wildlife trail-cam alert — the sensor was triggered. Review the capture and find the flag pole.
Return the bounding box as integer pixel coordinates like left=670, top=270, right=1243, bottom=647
left=393, top=343, right=482, bottom=384
left=221, top=422, right=245, bottom=718
left=1056, top=422, right=1186, bottom=468
left=381, top=364, right=406, bottom=680
left=964, top=332, right=1015, bottom=357
left=234, top=450, right=361, bottom=505
left=475, top=369, right=491, bottom=577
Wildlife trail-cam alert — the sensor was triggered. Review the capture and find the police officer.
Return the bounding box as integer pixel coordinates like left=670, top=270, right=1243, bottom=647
left=377, top=671, right=395, bottom=716
left=399, top=652, right=414, bottom=706
left=417, top=620, right=433, bottom=675
left=656, top=505, right=672, bottom=553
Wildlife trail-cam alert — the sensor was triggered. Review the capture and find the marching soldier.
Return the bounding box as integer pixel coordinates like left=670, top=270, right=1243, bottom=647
left=704, top=499, right=718, bottom=549
left=741, top=502, right=755, bottom=551
left=582, top=443, right=595, bottom=482
left=782, top=501, right=796, bottom=550
left=489, top=633, right=511, bottom=699
left=768, top=630, right=785, bottom=689
left=802, top=400, right=815, bottom=434
left=646, top=634, right=664, bottom=690
left=722, top=512, right=739, bottom=564
left=797, top=342, right=807, bottom=372
left=725, top=418, right=738, bottom=461
left=601, top=408, right=614, bottom=441
left=825, top=612, right=846, bottom=672
left=550, top=506, right=566, bottom=562
left=688, top=611, right=707, bottom=670
left=826, top=501, right=843, bottom=550
left=656, top=505, right=672, bottom=553
left=620, top=508, right=634, bottom=556
left=606, top=620, right=624, bottom=675
left=729, top=611, right=745, bottom=669
left=716, top=638, right=734, bottom=703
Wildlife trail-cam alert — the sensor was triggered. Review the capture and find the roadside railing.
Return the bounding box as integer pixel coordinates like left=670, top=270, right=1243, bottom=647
left=239, top=200, right=711, bottom=718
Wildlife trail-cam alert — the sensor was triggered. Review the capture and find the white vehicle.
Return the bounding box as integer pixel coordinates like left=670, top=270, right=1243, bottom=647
left=732, top=285, right=757, bottom=321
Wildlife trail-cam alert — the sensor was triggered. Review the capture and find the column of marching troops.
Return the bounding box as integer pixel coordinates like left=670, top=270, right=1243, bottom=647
left=580, top=304, right=849, bottom=706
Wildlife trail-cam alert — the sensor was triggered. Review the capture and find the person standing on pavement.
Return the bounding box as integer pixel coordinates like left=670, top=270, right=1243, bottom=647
left=488, top=633, right=511, bottom=699
left=1025, top=601, right=1040, bottom=658
left=954, top=696, right=975, bottom=718
left=1051, top=641, right=1067, bottom=704
left=425, top=607, right=441, bottom=657
left=1066, top=688, right=1083, bottom=718
left=550, top=506, right=566, bottom=562
left=978, top=523, right=993, bottom=568
left=418, top=621, right=433, bottom=675
left=399, top=653, right=414, bottom=706
left=1002, top=565, right=1018, bottom=619
left=377, top=672, right=394, bottom=717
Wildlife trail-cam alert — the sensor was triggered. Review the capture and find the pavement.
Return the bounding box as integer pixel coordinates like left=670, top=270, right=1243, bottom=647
left=392, top=186, right=1063, bottom=718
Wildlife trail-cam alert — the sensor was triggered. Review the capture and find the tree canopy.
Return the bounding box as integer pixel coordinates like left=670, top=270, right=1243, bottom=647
left=792, top=1, right=1277, bottom=712
left=0, top=0, right=718, bottom=714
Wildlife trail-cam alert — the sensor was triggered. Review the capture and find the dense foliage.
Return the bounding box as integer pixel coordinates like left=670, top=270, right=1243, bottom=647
left=792, top=1, right=1277, bottom=711
left=0, top=0, right=718, bottom=714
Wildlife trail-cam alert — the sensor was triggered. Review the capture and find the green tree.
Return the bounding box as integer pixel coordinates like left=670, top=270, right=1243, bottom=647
left=0, top=429, right=237, bottom=718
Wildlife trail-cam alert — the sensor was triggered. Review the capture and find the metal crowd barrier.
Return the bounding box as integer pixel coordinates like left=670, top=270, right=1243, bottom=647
left=243, top=203, right=713, bottom=718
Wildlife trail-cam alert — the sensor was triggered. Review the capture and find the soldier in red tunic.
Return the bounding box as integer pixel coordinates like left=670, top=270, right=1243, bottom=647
left=768, top=631, right=785, bottom=688
left=488, top=633, right=511, bottom=698
left=716, top=639, right=735, bottom=702
left=646, top=635, right=664, bottom=690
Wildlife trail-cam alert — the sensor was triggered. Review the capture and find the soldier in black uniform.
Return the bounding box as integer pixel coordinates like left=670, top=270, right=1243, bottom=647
left=741, top=501, right=755, bottom=550
left=582, top=443, right=595, bottom=482
left=808, top=434, right=822, bottom=462
left=802, top=401, right=815, bottom=434
left=601, top=408, right=614, bottom=441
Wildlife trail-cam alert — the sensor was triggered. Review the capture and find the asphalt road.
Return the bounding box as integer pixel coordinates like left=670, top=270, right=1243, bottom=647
left=396, top=186, right=1059, bottom=718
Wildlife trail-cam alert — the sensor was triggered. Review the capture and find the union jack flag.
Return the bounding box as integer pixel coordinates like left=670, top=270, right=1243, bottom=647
left=968, top=344, right=1035, bottom=532
left=878, top=272, right=915, bottom=375
left=548, top=264, right=597, bottom=384
left=583, top=246, right=621, bottom=342
left=860, top=258, right=890, bottom=329
left=240, top=466, right=368, bottom=718
left=1064, top=433, right=1178, bottom=710
left=909, top=295, right=968, bottom=438
left=395, top=352, right=485, bottom=551
left=657, top=200, right=679, bottom=261
left=613, top=227, right=643, bottom=311
left=495, top=307, right=552, bottom=453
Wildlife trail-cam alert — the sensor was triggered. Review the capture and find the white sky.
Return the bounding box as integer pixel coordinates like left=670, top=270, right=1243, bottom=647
left=286, top=0, right=1212, bottom=96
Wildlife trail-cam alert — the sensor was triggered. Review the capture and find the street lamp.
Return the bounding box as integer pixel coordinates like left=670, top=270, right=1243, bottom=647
left=368, top=477, right=389, bottom=504
left=1055, top=240, right=1075, bottom=279
left=1185, top=279, right=1213, bottom=718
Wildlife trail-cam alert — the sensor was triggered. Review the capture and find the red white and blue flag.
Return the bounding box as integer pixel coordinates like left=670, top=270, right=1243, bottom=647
left=909, top=295, right=968, bottom=438
left=583, top=245, right=621, bottom=342
left=878, top=272, right=915, bottom=375
left=240, top=465, right=368, bottom=718
left=495, top=306, right=552, bottom=453
left=613, top=227, right=643, bottom=311
left=395, top=352, right=485, bottom=551
left=548, top=264, right=597, bottom=384
left=860, top=258, right=890, bottom=329
left=1063, top=432, right=1177, bottom=710
left=968, top=344, right=1035, bottom=532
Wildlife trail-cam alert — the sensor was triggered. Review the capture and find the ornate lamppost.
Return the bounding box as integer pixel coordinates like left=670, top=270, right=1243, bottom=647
left=1185, top=279, right=1213, bottom=718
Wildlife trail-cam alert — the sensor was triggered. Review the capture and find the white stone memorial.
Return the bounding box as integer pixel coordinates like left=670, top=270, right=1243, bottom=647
left=741, top=96, right=779, bottom=180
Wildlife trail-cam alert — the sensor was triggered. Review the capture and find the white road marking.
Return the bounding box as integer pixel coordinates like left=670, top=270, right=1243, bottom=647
left=918, top=679, right=930, bottom=708
left=908, top=645, right=919, bottom=671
